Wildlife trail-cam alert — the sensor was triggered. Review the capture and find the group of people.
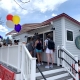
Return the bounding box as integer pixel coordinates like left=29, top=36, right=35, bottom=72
left=0, top=40, right=19, bottom=47
left=26, top=34, right=55, bottom=68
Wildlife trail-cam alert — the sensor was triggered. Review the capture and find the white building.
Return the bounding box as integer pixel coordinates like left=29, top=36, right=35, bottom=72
left=1, top=13, right=79, bottom=80
left=6, top=13, right=80, bottom=62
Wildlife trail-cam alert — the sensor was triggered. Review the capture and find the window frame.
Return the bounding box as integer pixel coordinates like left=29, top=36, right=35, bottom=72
left=66, top=29, right=74, bottom=42
left=27, top=30, right=55, bottom=49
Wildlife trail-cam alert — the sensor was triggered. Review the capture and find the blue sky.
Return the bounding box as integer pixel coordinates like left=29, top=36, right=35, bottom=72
left=0, top=0, right=80, bottom=39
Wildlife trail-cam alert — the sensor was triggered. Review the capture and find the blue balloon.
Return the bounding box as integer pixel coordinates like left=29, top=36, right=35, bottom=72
left=15, top=24, right=21, bottom=32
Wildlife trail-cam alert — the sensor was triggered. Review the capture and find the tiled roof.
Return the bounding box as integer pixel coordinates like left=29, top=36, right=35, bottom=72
left=6, top=13, right=80, bottom=36
left=42, top=13, right=80, bottom=25
left=6, top=23, right=45, bottom=36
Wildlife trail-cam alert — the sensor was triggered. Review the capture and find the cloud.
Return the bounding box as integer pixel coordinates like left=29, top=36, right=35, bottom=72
left=0, top=25, right=8, bottom=33
left=0, top=0, right=68, bottom=14
left=33, top=0, right=68, bottom=13
left=0, top=0, right=28, bottom=15
left=52, top=13, right=57, bottom=17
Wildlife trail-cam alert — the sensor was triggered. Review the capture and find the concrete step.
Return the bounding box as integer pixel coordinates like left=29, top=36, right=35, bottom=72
left=36, top=67, right=65, bottom=77
left=36, top=71, right=69, bottom=80
left=36, top=65, right=73, bottom=80
left=55, top=75, right=73, bottom=80
left=36, top=63, right=62, bottom=73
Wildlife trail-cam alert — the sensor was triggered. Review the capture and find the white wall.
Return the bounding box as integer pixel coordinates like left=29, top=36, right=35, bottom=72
left=28, top=19, right=62, bottom=63
left=65, top=18, right=80, bottom=59
left=12, top=19, right=62, bottom=64
left=12, top=33, right=32, bottom=44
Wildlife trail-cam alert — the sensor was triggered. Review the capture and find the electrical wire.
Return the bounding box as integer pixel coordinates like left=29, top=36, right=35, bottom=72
left=14, top=0, right=30, bottom=10
left=0, top=0, right=29, bottom=10
left=20, top=0, right=30, bottom=3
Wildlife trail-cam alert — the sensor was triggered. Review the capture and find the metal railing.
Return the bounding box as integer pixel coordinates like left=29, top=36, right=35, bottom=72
left=57, top=45, right=79, bottom=80
left=36, top=64, right=46, bottom=80
left=58, top=49, right=78, bottom=73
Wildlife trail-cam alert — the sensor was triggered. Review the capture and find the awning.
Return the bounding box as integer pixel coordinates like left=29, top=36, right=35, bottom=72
left=6, top=23, right=50, bottom=36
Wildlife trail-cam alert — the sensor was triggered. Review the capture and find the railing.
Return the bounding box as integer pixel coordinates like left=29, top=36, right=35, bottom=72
left=21, top=44, right=36, bottom=80
left=36, top=64, right=46, bottom=80
left=0, top=43, right=37, bottom=80
left=57, top=45, right=79, bottom=80
left=0, top=45, right=20, bottom=69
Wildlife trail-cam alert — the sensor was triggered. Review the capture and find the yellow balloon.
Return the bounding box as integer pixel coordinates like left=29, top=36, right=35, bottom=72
left=12, top=15, right=20, bottom=25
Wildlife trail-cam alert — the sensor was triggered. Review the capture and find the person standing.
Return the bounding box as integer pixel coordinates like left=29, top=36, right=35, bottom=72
left=44, top=34, right=55, bottom=68
left=26, top=37, right=34, bottom=56
left=35, top=37, right=43, bottom=66
left=32, top=36, right=37, bottom=57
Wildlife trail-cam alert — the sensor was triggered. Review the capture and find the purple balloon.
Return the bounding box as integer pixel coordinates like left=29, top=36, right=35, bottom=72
left=15, top=24, right=21, bottom=32
left=0, top=35, right=2, bottom=39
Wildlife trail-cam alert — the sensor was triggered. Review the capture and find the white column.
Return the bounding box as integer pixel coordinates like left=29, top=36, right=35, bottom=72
left=31, top=58, right=36, bottom=80
left=1, top=47, right=2, bottom=62
left=57, top=46, right=60, bottom=66
left=18, top=43, right=21, bottom=70
left=74, top=55, right=79, bottom=80
left=61, top=18, right=66, bottom=67
left=61, top=17, right=66, bottom=47
left=61, top=45, right=65, bottom=67
left=21, top=44, right=25, bottom=80
left=7, top=45, right=10, bottom=66
left=15, top=43, right=22, bottom=80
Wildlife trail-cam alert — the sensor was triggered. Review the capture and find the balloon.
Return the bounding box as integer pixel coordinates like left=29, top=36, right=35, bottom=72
left=6, top=14, right=13, bottom=21
left=0, top=35, right=2, bottom=39
left=12, top=15, right=20, bottom=25
left=6, top=20, right=15, bottom=28
left=14, top=24, right=21, bottom=32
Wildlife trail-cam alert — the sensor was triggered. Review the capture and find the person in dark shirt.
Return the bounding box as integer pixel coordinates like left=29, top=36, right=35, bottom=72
left=35, top=37, right=43, bottom=66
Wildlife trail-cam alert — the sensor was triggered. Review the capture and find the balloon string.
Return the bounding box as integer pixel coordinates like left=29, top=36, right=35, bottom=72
left=14, top=0, right=30, bottom=10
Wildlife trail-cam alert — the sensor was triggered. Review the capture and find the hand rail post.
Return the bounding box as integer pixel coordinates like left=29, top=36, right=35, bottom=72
left=61, top=45, right=65, bottom=67
left=21, top=44, right=25, bottom=80
left=57, top=46, right=60, bottom=66
left=74, top=55, right=79, bottom=80
left=18, top=43, right=22, bottom=70
left=31, top=58, right=36, bottom=80
left=7, top=45, right=10, bottom=66
left=1, top=47, right=2, bottom=62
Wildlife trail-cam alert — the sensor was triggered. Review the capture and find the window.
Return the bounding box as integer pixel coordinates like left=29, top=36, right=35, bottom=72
left=67, top=30, right=73, bottom=41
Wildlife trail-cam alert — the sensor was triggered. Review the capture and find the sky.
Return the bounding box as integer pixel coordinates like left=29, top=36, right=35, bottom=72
left=0, top=0, right=80, bottom=39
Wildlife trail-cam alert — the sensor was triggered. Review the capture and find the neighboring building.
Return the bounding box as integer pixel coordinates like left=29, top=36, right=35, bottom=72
left=6, top=13, right=80, bottom=63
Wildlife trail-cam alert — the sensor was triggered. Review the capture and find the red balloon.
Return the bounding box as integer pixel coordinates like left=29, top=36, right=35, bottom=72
left=6, top=14, right=13, bottom=21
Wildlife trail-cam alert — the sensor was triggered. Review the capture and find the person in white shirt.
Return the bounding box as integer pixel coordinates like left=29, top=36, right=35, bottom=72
left=44, top=34, right=54, bottom=68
